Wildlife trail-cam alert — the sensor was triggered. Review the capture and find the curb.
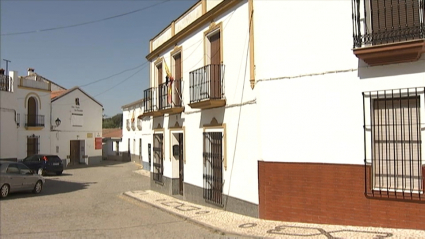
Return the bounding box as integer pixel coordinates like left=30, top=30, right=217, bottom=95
left=122, top=192, right=259, bottom=239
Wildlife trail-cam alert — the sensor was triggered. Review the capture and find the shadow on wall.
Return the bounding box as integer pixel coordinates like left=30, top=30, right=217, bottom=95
left=357, top=54, right=425, bottom=80
left=200, top=108, right=225, bottom=128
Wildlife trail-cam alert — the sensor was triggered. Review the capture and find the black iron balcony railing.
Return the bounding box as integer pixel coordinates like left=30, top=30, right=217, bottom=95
left=144, top=87, right=157, bottom=113
left=158, top=79, right=183, bottom=110
left=352, top=0, right=425, bottom=48
left=25, top=114, right=45, bottom=127
left=0, top=75, right=12, bottom=92
left=189, top=64, right=225, bottom=104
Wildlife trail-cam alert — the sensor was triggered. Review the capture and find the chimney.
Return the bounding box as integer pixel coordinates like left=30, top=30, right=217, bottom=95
left=0, top=68, right=4, bottom=75
left=28, top=68, right=35, bottom=76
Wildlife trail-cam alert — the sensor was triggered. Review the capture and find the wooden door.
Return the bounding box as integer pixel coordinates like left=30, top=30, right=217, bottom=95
left=70, top=140, right=80, bottom=165
left=209, top=33, right=221, bottom=99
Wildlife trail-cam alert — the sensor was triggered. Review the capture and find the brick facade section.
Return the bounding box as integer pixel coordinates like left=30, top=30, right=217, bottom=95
left=258, top=162, right=425, bottom=230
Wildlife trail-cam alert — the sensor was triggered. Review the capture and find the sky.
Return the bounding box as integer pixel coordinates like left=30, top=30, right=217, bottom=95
left=0, top=0, right=198, bottom=117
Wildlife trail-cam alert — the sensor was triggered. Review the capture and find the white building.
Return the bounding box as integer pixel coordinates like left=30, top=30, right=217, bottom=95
left=140, top=0, right=425, bottom=230
left=51, top=87, right=103, bottom=166
left=1, top=69, right=52, bottom=160
left=0, top=68, right=103, bottom=167
left=121, top=99, right=150, bottom=169
left=0, top=69, right=20, bottom=161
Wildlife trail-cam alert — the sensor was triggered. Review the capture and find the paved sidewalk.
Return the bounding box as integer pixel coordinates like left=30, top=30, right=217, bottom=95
left=126, top=170, right=425, bottom=239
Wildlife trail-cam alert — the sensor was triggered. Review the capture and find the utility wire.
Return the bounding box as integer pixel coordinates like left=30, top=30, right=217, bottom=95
left=2, top=0, right=170, bottom=36
left=80, top=61, right=148, bottom=88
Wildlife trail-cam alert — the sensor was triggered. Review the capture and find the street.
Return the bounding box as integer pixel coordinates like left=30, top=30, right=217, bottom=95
left=0, top=161, right=241, bottom=239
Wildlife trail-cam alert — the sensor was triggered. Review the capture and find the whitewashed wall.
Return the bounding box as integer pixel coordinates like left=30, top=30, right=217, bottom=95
left=0, top=71, right=18, bottom=160
left=16, top=74, right=52, bottom=160
left=121, top=103, right=144, bottom=161
left=254, top=0, right=425, bottom=165
left=51, top=89, right=102, bottom=165
left=149, top=1, right=259, bottom=204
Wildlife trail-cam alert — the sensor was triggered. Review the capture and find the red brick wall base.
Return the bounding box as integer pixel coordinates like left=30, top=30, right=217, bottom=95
left=258, top=162, right=425, bottom=230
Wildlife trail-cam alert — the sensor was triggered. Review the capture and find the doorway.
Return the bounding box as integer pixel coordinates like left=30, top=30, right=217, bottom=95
left=178, top=133, right=184, bottom=195
left=70, top=140, right=80, bottom=165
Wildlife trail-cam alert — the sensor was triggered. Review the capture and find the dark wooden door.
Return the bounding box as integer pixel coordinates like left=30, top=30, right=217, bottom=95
left=70, top=140, right=80, bottom=165
left=178, top=133, right=184, bottom=195
left=174, top=54, right=182, bottom=106
left=210, top=33, right=221, bottom=99
left=26, top=137, right=38, bottom=157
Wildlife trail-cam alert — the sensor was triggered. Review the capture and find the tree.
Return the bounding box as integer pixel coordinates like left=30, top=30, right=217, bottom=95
left=102, top=113, right=123, bottom=128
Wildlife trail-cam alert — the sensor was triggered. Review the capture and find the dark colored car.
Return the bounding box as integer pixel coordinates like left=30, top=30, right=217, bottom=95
left=0, top=161, right=45, bottom=198
left=21, top=154, right=63, bottom=176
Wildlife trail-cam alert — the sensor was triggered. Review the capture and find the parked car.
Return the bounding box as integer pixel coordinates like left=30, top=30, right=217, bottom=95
left=0, top=161, right=45, bottom=198
left=21, top=154, right=63, bottom=176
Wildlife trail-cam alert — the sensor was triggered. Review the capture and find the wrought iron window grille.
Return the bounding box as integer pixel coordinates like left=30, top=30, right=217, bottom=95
left=363, top=87, right=425, bottom=201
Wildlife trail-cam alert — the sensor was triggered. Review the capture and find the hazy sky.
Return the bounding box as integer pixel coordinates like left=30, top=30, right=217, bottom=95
left=1, top=0, right=198, bottom=117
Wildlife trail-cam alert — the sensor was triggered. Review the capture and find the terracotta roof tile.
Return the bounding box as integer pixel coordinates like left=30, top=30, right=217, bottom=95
left=102, top=128, right=122, bottom=138
left=51, top=90, right=68, bottom=99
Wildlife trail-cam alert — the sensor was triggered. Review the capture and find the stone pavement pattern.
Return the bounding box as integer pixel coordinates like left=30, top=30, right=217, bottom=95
left=128, top=170, right=425, bottom=239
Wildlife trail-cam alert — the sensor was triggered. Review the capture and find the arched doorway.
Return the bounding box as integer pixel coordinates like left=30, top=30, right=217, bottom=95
left=27, top=97, right=37, bottom=126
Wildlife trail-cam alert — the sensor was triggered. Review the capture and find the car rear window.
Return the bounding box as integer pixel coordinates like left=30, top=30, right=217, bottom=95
left=47, top=156, right=62, bottom=162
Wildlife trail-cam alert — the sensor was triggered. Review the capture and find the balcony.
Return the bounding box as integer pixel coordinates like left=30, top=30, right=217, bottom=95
left=137, top=118, right=142, bottom=130
left=142, top=87, right=162, bottom=117
left=352, top=0, right=425, bottom=66
left=126, top=119, right=130, bottom=131
left=188, top=64, right=225, bottom=109
left=158, top=79, right=184, bottom=115
left=0, top=75, right=12, bottom=92
left=25, top=114, right=45, bottom=128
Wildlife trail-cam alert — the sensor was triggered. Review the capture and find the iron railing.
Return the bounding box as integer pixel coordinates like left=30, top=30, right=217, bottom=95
left=189, top=64, right=225, bottom=104
left=144, top=87, right=157, bottom=113
left=203, top=132, right=224, bottom=206
left=158, top=79, right=183, bottom=110
left=25, top=114, right=45, bottom=127
left=352, top=0, right=425, bottom=48
left=363, top=87, right=424, bottom=199
left=0, top=75, right=12, bottom=92
left=153, top=134, right=164, bottom=183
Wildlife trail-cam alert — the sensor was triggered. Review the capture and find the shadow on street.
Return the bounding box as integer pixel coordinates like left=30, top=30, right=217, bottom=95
left=64, top=160, right=129, bottom=170
left=1, top=178, right=96, bottom=200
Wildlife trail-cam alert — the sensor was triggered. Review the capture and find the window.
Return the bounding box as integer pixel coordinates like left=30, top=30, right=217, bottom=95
left=71, top=113, right=83, bottom=127
left=370, top=0, right=422, bottom=45
left=203, top=131, right=223, bottom=206
left=153, top=134, right=163, bottom=183
left=6, top=164, right=19, bottom=174
left=372, top=96, right=422, bottom=192
left=363, top=88, right=424, bottom=198
left=18, top=164, right=31, bottom=175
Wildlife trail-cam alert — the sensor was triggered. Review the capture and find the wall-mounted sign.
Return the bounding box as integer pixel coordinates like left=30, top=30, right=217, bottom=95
left=95, top=137, right=102, bottom=150
left=87, top=133, right=93, bottom=138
